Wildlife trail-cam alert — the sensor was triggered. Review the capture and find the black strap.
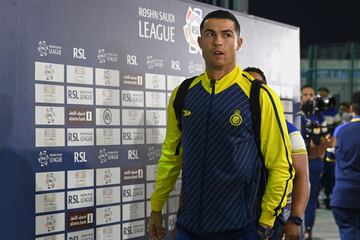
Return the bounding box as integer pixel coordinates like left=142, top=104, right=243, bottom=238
left=250, top=79, right=264, bottom=162
left=173, top=76, right=196, bottom=130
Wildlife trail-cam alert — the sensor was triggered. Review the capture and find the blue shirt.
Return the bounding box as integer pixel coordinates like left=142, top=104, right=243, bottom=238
left=331, top=116, right=360, bottom=208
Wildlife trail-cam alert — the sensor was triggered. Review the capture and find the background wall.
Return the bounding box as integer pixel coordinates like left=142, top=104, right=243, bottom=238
left=0, top=0, right=300, bottom=239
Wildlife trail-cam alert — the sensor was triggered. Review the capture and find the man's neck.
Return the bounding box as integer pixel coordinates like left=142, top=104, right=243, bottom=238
left=206, top=65, right=236, bottom=80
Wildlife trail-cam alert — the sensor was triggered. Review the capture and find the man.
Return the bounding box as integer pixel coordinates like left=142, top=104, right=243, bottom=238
left=149, top=10, right=293, bottom=240
left=339, top=102, right=352, bottom=124
left=331, top=91, right=360, bottom=239
left=317, top=87, right=340, bottom=209
left=245, top=67, right=310, bottom=240
left=300, top=85, right=332, bottom=239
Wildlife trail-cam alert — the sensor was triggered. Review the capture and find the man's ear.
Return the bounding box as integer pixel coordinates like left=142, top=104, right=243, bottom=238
left=236, top=37, right=243, bottom=51
left=198, top=36, right=203, bottom=50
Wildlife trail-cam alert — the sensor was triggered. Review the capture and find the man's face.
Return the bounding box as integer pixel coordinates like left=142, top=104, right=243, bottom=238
left=198, top=18, right=242, bottom=73
left=301, top=87, right=315, bottom=105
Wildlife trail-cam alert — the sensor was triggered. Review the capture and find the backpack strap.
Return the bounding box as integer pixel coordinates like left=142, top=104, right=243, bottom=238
left=250, top=79, right=264, bottom=165
left=173, top=76, right=197, bottom=131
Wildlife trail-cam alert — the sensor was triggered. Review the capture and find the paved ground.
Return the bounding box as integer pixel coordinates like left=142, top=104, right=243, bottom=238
left=312, top=208, right=340, bottom=240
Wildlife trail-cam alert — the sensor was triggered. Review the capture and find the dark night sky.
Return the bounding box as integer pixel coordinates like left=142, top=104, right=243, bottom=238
left=249, top=0, right=360, bottom=47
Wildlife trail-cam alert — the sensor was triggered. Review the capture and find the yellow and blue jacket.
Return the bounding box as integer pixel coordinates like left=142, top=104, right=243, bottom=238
left=151, top=66, right=294, bottom=233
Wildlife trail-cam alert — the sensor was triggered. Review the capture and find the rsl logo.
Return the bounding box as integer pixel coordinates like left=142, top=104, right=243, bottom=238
left=183, top=7, right=203, bottom=54
left=230, top=110, right=242, bottom=126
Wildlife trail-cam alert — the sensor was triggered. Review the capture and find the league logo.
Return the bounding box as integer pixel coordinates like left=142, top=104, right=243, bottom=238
left=38, top=41, right=49, bottom=56
left=98, top=49, right=107, bottom=64
left=99, top=148, right=108, bottom=164
left=38, top=151, right=50, bottom=167
left=183, top=7, right=203, bottom=54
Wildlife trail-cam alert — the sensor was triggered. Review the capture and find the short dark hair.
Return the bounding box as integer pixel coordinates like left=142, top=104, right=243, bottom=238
left=244, top=67, right=267, bottom=84
left=318, top=87, right=329, bottom=94
left=200, top=10, right=240, bottom=36
left=340, top=102, right=350, bottom=108
left=351, top=92, right=360, bottom=114
left=301, top=85, right=314, bottom=92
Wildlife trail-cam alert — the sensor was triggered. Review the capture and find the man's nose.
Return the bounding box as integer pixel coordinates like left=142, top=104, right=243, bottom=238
left=214, top=34, right=223, bottom=45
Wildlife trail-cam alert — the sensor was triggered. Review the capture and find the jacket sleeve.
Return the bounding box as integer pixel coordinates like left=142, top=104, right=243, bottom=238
left=150, top=87, right=183, bottom=211
left=259, top=85, right=294, bottom=226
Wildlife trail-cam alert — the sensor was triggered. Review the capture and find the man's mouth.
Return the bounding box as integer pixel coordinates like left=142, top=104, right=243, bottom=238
left=213, top=50, right=224, bottom=55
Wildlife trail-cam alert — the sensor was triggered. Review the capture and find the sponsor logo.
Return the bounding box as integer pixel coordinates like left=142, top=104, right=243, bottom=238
left=67, top=229, right=94, bottom=240
left=146, top=55, right=164, bottom=69
left=67, top=209, right=94, bottom=231
left=46, top=215, right=56, bottom=232
left=103, top=109, right=112, bottom=125
left=42, top=193, right=57, bottom=212
left=183, top=7, right=202, bottom=54
left=45, top=173, right=56, bottom=189
left=74, top=152, right=87, bottom=163
left=73, top=48, right=86, bottom=60
left=103, top=169, right=113, bottom=184
left=122, top=74, right=143, bottom=86
left=67, top=189, right=94, bottom=209
left=38, top=41, right=62, bottom=56
left=97, top=49, right=118, bottom=64
left=104, top=207, right=112, bottom=223
left=127, top=149, right=140, bottom=160
left=229, top=109, right=242, bottom=126
left=122, top=90, right=144, bottom=107
left=122, top=184, right=145, bottom=202
left=122, top=129, right=145, bottom=145
left=44, top=64, right=55, bottom=80
left=188, top=60, right=203, bottom=74
left=123, top=167, right=143, bottom=181
left=147, top=146, right=161, bottom=161
left=67, top=87, right=93, bottom=105
left=38, top=151, right=63, bottom=167
left=122, top=220, right=145, bottom=239
left=67, top=108, right=93, bottom=125
left=182, top=109, right=191, bottom=117
left=98, top=149, right=119, bottom=164
left=138, top=7, right=176, bottom=43
left=68, top=169, right=94, bottom=189
left=67, top=128, right=94, bottom=146
left=127, top=55, right=138, bottom=66
left=171, top=60, right=181, bottom=70
left=122, top=202, right=145, bottom=221
left=44, top=107, right=56, bottom=123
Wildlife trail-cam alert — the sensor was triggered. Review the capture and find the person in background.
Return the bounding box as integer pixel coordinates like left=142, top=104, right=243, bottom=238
left=148, top=10, right=293, bottom=240
left=339, top=102, right=352, bottom=124
left=300, top=85, right=333, bottom=240
left=331, top=92, right=360, bottom=239
left=245, top=67, right=310, bottom=240
left=317, top=87, right=341, bottom=209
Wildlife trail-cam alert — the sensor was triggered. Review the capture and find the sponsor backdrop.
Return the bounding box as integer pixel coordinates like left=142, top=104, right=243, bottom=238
left=0, top=0, right=299, bottom=239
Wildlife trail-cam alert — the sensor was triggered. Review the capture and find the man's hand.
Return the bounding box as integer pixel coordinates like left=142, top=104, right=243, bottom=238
left=148, top=210, right=165, bottom=240
left=282, top=221, right=301, bottom=240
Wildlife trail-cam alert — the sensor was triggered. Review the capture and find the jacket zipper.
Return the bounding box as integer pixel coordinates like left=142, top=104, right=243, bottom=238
left=199, top=79, right=216, bottom=231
